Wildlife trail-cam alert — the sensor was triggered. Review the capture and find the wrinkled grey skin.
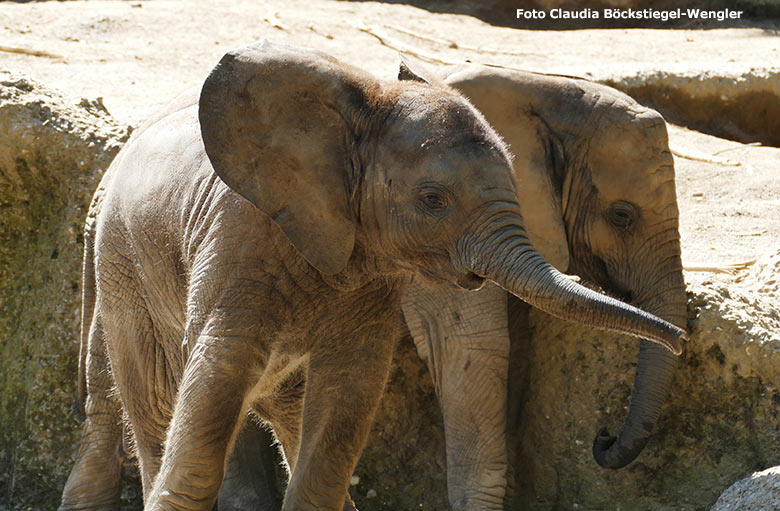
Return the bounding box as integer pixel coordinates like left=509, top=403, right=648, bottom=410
left=59, top=42, right=685, bottom=511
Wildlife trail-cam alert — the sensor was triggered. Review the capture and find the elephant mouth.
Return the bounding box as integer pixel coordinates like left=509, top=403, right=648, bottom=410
left=570, top=270, right=634, bottom=305
left=411, top=262, right=484, bottom=291
left=590, top=257, right=634, bottom=304
left=603, top=283, right=633, bottom=305
left=456, top=271, right=485, bottom=290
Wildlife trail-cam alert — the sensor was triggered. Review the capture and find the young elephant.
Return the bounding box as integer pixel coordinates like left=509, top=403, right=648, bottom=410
left=399, top=64, right=689, bottom=509
left=202, top=62, right=690, bottom=511
left=59, top=41, right=685, bottom=511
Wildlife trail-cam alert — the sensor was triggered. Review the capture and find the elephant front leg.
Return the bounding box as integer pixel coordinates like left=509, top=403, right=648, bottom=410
left=439, top=357, right=509, bottom=511
left=282, top=328, right=397, bottom=511
left=145, top=339, right=259, bottom=511
left=402, top=280, right=510, bottom=511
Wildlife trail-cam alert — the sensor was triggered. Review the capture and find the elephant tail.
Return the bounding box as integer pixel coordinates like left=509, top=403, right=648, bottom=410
left=75, top=180, right=107, bottom=419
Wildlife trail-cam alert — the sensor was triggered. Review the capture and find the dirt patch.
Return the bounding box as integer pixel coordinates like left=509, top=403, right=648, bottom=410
left=352, top=0, right=780, bottom=29
left=670, top=124, right=780, bottom=265
left=0, top=0, right=777, bottom=132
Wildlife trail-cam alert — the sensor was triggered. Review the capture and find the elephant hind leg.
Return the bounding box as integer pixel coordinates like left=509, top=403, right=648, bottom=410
left=218, top=421, right=284, bottom=511
left=59, top=315, right=125, bottom=511
left=250, top=367, right=361, bottom=511
left=252, top=366, right=306, bottom=477
left=97, top=281, right=177, bottom=498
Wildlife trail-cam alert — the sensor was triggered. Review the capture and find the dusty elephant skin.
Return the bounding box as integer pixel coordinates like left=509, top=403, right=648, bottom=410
left=59, top=41, right=684, bottom=511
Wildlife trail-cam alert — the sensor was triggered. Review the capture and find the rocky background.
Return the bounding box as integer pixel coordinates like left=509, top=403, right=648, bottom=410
left=0, top=1, right=778, bottom=510
left=0, top=74, right=130, bottom=509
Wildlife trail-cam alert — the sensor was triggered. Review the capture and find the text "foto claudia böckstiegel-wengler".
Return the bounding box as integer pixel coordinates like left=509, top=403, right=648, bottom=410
left=516, top=8, right=744, bottom=21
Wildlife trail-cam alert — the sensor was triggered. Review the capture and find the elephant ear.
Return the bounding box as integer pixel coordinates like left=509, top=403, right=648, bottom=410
left=199, top=40, right=375, bottom=275
left=444, top=68, right=570, bottom=271
left=397, top=54, right=446, bottom=87
left=512, top=113, right=570, bottom=272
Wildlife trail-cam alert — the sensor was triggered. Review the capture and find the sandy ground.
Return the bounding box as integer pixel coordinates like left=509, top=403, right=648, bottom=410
left=1, top=0, right=778, bottom=264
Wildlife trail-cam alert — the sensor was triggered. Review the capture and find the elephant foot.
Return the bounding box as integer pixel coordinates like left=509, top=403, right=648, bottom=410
left=59, top=438, right=125, bottom=511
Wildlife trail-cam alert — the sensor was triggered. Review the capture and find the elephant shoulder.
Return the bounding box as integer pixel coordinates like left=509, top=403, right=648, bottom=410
left=104, top=105, right=209, bottom=214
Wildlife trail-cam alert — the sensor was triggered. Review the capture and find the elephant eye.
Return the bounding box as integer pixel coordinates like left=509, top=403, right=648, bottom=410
left=607, top=201, right=638, bottom=232
left=424, top=193, right=447, bottom=209
left=418, top=189, right=449, bottom=213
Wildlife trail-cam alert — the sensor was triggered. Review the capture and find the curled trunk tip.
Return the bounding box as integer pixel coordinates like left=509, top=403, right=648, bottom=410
left=592, top=339, right=681, bottom=469
left=593, top=427, right=646, bottom=469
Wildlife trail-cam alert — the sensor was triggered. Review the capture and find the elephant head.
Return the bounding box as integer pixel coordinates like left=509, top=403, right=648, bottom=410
left=443, top=65, right=687, bottom=469
left=199, top=42, right=684, bottom=356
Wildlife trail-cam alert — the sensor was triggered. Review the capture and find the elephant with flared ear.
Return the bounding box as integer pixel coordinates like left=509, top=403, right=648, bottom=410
left=216, top=62, right=689, bottom=511
left=216, top=61, right=689, bottom=511
left=397, top=62, right=688, bottom=509
left=58, top=42, right=684, bottom=511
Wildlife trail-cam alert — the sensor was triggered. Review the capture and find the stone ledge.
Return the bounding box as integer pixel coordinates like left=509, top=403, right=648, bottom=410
left=598, top=67, right=780, bottom=146
left=0, top=71, right=129, bottom=509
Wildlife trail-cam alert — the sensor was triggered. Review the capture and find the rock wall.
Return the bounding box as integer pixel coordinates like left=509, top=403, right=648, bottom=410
left=0, top=73, right=129, bottom=509
left=508, top=257, right=780, bottom=510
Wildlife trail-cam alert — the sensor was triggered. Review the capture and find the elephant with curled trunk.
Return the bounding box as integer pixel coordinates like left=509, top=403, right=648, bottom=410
left=397, top=63, right=688, bottom=509
left=58, top=41, right=684, bottom=511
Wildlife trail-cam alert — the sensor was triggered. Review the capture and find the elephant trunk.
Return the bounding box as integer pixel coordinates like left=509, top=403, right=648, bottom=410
left=457, top=208, right=687, bottom=353
left=592, top=341, right=678, bottom=468
left=592, top=267, right=687, bottom=469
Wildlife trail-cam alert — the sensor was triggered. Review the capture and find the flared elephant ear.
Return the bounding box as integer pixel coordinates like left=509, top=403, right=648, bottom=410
left=444, top=67, right=570, bottom=271
left=199, top=40, right=377, bottom=275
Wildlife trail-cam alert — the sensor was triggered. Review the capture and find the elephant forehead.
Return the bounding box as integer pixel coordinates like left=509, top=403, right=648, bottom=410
left=376, top=139, right=514, bottom=189
left=586, top=111, right=676, bottom=207
left=385, top=88, right=502, bottom=146
left=588, top=152, right=677, bottom=211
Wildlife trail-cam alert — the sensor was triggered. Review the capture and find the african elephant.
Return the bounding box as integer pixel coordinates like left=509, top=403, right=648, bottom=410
left=58, top=41, right=685, bottom=511
left=217, top=61, right=690, bottom=511
left=397, top=63, right=689, bottom=509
